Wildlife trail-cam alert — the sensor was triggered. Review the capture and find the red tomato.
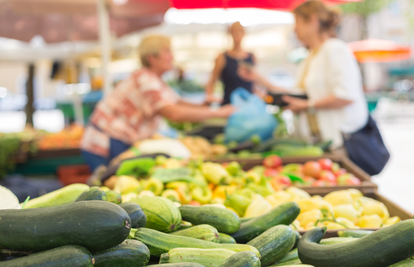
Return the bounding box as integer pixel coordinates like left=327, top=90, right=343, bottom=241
left=338, top=174, right=361, bottom=186
left=334, top=168, right=348, bottom=178
left=312, top=180, right=327, bottom=187
left=318, top=158, right=333, bottom=171
left=263, top=168, right=279, bottom=178
left=319, top=170, right=337, bottom=183
left=331, top=162, right=341, bottom=173
left=263, top=155, right=282, bottom=169
left=276, top=175, right=292, bottom=186
left=303, top=161, right=322, bottom=178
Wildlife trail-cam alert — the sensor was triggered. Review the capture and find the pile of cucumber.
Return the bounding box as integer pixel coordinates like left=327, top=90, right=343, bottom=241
left=1, top=186, right=414, bottom=267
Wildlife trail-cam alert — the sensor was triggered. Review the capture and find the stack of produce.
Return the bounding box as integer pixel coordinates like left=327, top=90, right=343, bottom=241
left=102, top=156, right=399, bottom=230
left=37, top=124, right=84, bottom=150
left=1, top=184, right=413, bottom=267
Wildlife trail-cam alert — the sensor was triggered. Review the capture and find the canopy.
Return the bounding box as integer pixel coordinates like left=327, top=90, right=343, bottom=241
left=348, top=39, right=412, bottom=63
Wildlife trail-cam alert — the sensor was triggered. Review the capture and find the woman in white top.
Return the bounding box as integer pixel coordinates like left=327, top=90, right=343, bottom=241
left=280, top=0, right=368, bottom=149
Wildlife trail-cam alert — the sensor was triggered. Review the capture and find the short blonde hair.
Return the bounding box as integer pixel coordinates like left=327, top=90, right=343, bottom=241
left=139, top=35, right=171, bottom=67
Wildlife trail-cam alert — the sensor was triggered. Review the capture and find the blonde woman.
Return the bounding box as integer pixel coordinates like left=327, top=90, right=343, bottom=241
left=81, top=35, right=234, bottom=170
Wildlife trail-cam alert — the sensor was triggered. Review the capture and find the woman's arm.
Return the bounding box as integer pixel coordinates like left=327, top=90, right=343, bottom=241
left=205, top=54, right=226, bottom=103
left=158, top=104, right=234, bottom=123
left=283, top=95, right=353, bottom=113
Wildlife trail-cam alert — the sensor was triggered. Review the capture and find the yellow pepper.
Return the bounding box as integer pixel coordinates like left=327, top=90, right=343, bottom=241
left=286, top=187, right=311, bottom=202
left=201, top=162, right=230, bottom=185
left=166, top=182, right=189, bottom=190
left=161, top=189, right=181, bottom=203
left=297, top=209, right=323, bottom=227
left=296, top=198, right=322, bottom=213
left=243, top=170, right=262, bottom=184
left=325, top=222, right=347, bottom=230
left=335, top=217, right=358, bottom=229
left=244, top=197, right=272, bottom=218
left=121, top=192, right=138, bottom=203
left=114, top=175, right=140, bottom=194
left=144, top=178, right=164, bottom=196
left=191, top=186, right=212, bottom=204
left=212, top=185, right=238, bottom=200
left=175, top=186, right=192, bottom=204
left=358, top=214, right=383, bottom=228
left=385, top=216, right=401, bottom=226
left=290, top=219, right=301, bottom=231
left=323, top=190, right=354, bottom=206
left=361, top=198, right=390, bottom=221
left=163, top=158, right=182, bottom=169
left=265, top=191, right=292, bottom=208
left=334, top=204, right=359, bottom=223
left=211, top=197, right=225, bottom=204
left=347, top=189, right=363, bottom=200
left=138, top=190, right=155, bottom=198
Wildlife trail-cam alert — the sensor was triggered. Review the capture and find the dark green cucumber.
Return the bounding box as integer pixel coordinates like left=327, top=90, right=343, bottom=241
left=0, top=201, right=131, bottom=252
left=146, top=263, right=204, bottom=267
left=219, top=233, right=237, bottom=244
left=298, top=220, right=414, bottom=267
left=219, top=251, right=261, bottom=267
left=274, top=249, right=298, bottom=264
left=293, top=230, right=300, bottom=249
left=93, top=239, right=150, bottom=267
left=270, top=258, right=302, bottom=266
left=75, top=186, right=107, bottom=202
left=179, top=205, right=241, bottom=234
left=337, top=230, right=374, bottom=238
left=247, top=225, right=296, bottom=266
left=389, top=258, right=414, bottom=266
left=105, top=190, right=122, bottom=204
left=134, top=228, right=260, bottom=257
left=171, top=224, right=219, bottom=242
left=232, top=202, right=300, bottom=243
left=119, top=202, right=147, bottom=228
left=0, top=245, right=93, bottom=267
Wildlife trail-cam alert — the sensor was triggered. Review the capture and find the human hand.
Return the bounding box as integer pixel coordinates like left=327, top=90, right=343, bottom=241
left=237, top=65, right=258, bottom=82
left=283, top=96, right=309, bottom=113
left=215, top=104, right=236, bottom=118
left=205, top=94, right=222, bottom=105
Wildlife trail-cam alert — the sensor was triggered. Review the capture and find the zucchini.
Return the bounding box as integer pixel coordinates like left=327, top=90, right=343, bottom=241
left=119, top=202, right=147, bottom=228
left=179, top=205, right=241, bottom=234
left=219, top=233, right=237, bottom=244
left=298, top=220, right=414, bottom=267
left=337, top=230, right=374, bottom=238
left=319, top=237, right=357, bottom=245
left=93, top=239, right=150, bottom=267
left=247, top=225, right=296, bottom=266
left=389, top=258, right=414, bottom=266
left=0, top=201, right=131, bottom=252
left=171, top=224, right=219, bottom=242
left=75, top=186, right=107, bottom=202
left=146, top=263, right=204, bottom=267
left=23, top=183, right=89, bottom=209
left=219, top=251, right=261, bottom=267
left=160, top=248, right=235, bottom=266
left=275, top=249, right=298, bottom=265
left=134, top=228, right=260, bottom=257
left=232, top=202, right=300, bottom=243
left=130, top=196, right=181, bottom=232
left=0, top=245, right=93, bottom=267
left=293, top=230, right=300, bottom=249
left=105, top=190, right=122, bottom=204
left=271, top=259, right=303, bottom=266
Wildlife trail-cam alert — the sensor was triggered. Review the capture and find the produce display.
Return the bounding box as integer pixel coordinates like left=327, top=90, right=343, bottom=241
left=0, top=183, right=413, bottom=267
left=37, top=124, right=84, bottom=150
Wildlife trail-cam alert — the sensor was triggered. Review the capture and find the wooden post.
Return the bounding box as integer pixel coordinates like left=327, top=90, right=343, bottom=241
left=25, top=63, right=35, bottom=126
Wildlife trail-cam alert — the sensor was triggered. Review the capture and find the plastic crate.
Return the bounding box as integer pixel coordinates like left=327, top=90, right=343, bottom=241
left=57, top=165, right=91, bottom=185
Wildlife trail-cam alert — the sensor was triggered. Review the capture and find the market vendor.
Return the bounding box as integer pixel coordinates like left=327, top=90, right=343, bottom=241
left=81, top=35, right=234, bottom=171
left=205, top=22, right=285, bottom=105
left=239, top=1, right=368, bottom=150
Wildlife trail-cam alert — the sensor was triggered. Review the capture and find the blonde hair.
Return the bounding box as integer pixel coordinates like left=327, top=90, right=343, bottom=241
left=229, top=21, right=244, bottom=33
left=294, top=0, right=342, bottom=37
left=139, top=35, right=171, bottom=67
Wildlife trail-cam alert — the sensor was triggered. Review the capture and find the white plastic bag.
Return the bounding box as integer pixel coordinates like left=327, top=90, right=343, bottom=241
left=0, top=186, right=21, bottom=209
left=138, top=139, right=191, bottom=159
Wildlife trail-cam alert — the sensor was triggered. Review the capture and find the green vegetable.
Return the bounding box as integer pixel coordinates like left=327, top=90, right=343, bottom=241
left=23, top=184, right=89, bottom=209
left=224, top=193, right=252, bottom=217
left=297, top=220, right=414, bottom=267
left=0, top=201, right=131, bottom=252
left=274, top=248, right=299, bottom=265
left=231, top=202, right=300, bottom=243
left=293, top=230, right=301, bottom=249
left=226, top=161, right=242, bottom=176
left=389, top=258, right=414, bottom=267
left=74, top=186, right=107, bottom=202
left=270, top=259, right=303, bottom=266
left=247, top=225, right=296, bottom=266
left=146, top=263, right=204, bottom=267
left=0, top=245, right=93, bottom=267
left=93, top=239, right=150, bottom=267
left=0, top=135, right=20, bottom=178
left=219, top=251, right=261, bottom=267
left=319, top=237, right=357, bottom=245
left=134, top=228, right=260, bottom=257
left=179, top=205, right=241, bottom=234
left=119, top=202, right=147, bottom=228
left=218, top=233, right=237, bottom=244
left=337, top=230, right=374, bottom=238
left=172, top=224, right=219, bottom=242
left=105, top=190, right=122, bottom=204
left=160, top=248, right=236, bottom=266
left=151, top=168, right=204, bottom=184
left=130, top=196, right=181, bottom=232
left=116, top=157, right=155, bottom=177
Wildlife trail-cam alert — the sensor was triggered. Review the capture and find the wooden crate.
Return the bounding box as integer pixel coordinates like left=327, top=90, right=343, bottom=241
left=214, top=155, right=378, bottom=195
left=299, top=192, right=413, bottom=238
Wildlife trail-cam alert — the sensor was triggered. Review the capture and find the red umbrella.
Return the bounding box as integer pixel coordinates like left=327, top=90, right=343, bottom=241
left=348, top=39, right=412, bottom=63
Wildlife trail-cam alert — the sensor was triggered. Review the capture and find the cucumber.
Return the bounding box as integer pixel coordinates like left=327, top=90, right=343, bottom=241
left=319, top=237, right=357, bottom=245
left=146, top=263, right=204, bottom=267
left=119, top=202, right=147, bottom=228
left=293, top=231, right=300, bottom=249
left=232, top=202, right=300, bottom=243
left=241, top=217, right=253, bottom=223
left=298, top=220, right=414, bottom=267
left=131, top=196, right=181, bottom=232
left=219, top=233, right=237, bottom=244
left=171, top=224, right=219, bottom=242
left=247, top=225, right=296, bottom=266
left=0, top=201, right=131, bottom=252
left=134, top=228, right=260, bottom=257
left=0, top=245, right=93, bottom=267
left=93, top=239, right=150, bottom=267
left=275, top=249, right=298, bottom=264
left=337, top=230, right=374, bottom=238
left=219, top=251, right=261, bottom=267
left=179, top=205, right=241, bottom=234
left=389, top=258, right=414, bottom=266
left=23, top=183, right=89, bottom=209
left=160, top=248, right=236, bottom=266
left=271, top=259, right=303, bottom=266
left=105, top=190, right=122, bottom=204
left=178, top=224, right=193, bottom=230
left=75, top=186, right=107, bottom=202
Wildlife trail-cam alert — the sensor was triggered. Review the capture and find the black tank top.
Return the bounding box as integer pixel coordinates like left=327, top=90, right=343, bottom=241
left=220, top=52, right=254, bottom=105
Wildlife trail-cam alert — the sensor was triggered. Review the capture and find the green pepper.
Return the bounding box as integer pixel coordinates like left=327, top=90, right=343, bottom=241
left=116, top=157, right=156, bottom=177
left=144, top=178, right=164, bottom=196
left=226, top=161, right=242, bottom=176
left=191, top=186, right=212, bottom=204
left=282, top=164, right=302, bottom=173
left=224, top=193, right=252, bottom=217
left=247, top=183, right=274, bottom=197
left=235, top=188, right=256, bottom=200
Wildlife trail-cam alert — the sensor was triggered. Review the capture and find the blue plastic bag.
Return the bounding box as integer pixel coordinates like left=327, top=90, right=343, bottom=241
left=224, top=88, right=277, bottom=143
